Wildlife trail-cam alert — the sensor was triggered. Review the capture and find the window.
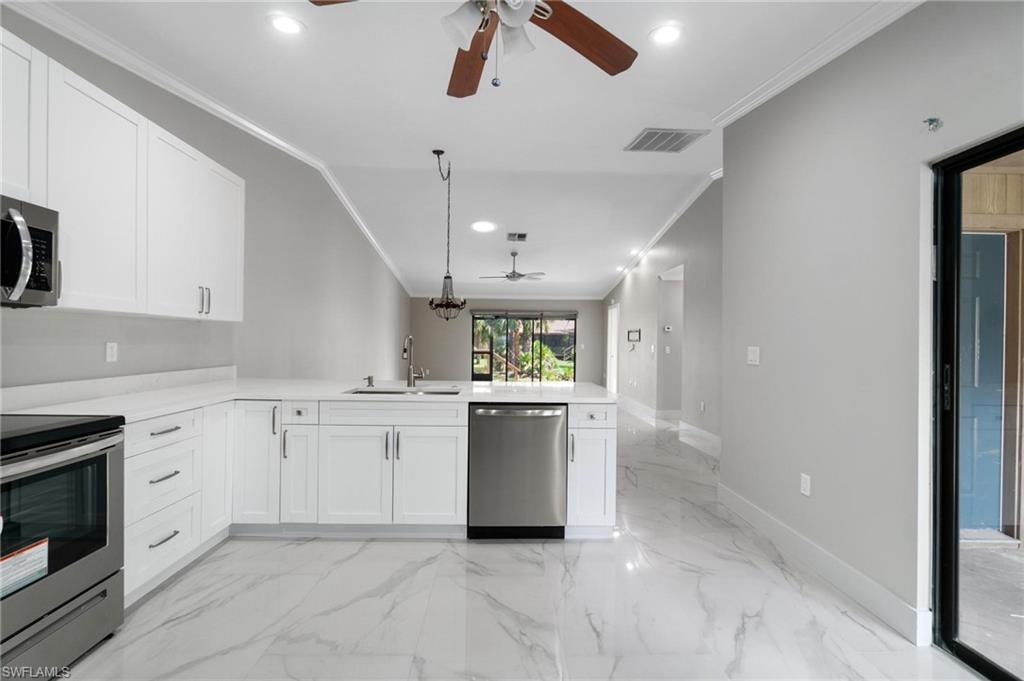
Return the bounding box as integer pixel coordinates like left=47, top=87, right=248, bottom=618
left=471, top=312, right=577, bottom=382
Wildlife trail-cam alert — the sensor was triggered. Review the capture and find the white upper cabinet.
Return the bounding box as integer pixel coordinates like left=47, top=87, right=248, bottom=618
left=199, top=162, right=244, bottom=321
left=233, top=401, right=282, bottom=525
left=280, top=425, right=318, bottom=523
left=318, top=426, right=393, bottom=525
left=1, top=29, right=47, bottom=204
left=567, top=428, right=617, bottom=527
left=392, top=426, right=467, bottom=525
left=48, top=60, right=149, bottom=313
left=147, top=125, right=205, bottom=317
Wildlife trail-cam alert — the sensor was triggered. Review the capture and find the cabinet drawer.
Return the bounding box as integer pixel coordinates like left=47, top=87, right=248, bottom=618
left=125, top=436, right=202, bottom=525
left=320, top=401, right=467, bottom=427
left=125, top=492, right=201, bottom=595
left=126, top=409, right=202, bottom=457
left=282, top=400, right=318, bottom=425
left=568, top=404, right=617, bottom=429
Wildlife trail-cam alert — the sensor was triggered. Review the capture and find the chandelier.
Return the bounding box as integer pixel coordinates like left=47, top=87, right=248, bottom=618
left=428, top=150, right=467, bottom=321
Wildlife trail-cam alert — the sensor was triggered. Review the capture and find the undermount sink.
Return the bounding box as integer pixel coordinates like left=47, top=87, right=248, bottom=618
left=346, top=387, right=462, bottom=396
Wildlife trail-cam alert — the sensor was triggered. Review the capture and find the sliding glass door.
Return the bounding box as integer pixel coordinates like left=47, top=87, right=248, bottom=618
left=935, top=127, right=1024, bottom=681
left=471, top=312, right=577, bottom=382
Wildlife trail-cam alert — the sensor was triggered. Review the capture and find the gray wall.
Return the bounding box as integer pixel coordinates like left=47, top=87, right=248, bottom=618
left=409, top=298, right=604, bottom=384
left=0, top=11, right=410, bottom=387
left=604, top=180, right=723, bottom=433
left=720, top=0, right=1023, bottom=613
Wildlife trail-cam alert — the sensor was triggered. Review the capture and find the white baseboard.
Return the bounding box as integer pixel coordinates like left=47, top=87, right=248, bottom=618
left=230, top=523, right=468, bottom=540
left=616, top=395, right=657, bottom=425
left=677, top=420, right=722, bottom=459
left=656, top=409, right=683, bottom=421
left=718, top=483, right=932, bottom=646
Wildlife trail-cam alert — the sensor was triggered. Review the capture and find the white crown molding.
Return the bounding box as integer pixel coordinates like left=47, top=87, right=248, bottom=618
left=408, top=291, right=605, bottom=301
left=712, top=1, right=922, bottom=128
left=601, top=174, right=717, bottom=299
left=5, top=1, right=411, bottom=294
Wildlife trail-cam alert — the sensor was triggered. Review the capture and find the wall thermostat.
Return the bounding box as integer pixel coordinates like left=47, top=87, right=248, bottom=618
left=627, top=329, right=641, bottom=343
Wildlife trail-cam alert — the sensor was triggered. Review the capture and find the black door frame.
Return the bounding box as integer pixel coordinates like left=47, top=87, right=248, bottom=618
left=933, top=125, right=1024, bottom=681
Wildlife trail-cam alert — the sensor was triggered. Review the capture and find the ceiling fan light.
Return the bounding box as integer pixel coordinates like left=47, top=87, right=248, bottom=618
left=500, top=23, right=536, bottom=58
left=496, top=0, right=537, bottom=28
left=441, top=1, right=485, bottom=51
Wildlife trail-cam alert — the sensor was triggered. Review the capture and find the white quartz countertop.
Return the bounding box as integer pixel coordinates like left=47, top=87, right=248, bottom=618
left=12, top=378, right=617, bottom=424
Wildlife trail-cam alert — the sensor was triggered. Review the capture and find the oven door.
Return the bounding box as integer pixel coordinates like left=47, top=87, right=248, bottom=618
left=0, top=431, right=123, bottom=643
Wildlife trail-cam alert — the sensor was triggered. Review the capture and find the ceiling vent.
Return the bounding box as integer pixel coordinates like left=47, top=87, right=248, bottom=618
left=506, top=232, right=528, bottom=242
left=624, top=128, right=710, bottom=153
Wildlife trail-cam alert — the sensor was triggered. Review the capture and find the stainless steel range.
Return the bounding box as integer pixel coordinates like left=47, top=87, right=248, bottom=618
left=0, top=414, right=125, bottom=674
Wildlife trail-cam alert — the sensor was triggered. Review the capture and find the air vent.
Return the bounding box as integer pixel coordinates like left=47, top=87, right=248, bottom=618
left=506, top=232, right=528, bottom=242
left=624, top=128, right=710, bottom=153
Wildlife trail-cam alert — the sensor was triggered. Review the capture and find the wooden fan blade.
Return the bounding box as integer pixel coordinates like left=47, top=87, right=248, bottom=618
left=447, top=13, right=499, bottom=98
left=521, top=272, right=546, bottom=277
left=480, top=275, right=510, bottom=279
left=530, top=1, right=637, bottom=76
left=309, top=0, right=357, bottom=5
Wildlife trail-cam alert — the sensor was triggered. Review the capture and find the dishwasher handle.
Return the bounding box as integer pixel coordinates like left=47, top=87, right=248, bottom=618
left=473, top=407, right=564, bottom=418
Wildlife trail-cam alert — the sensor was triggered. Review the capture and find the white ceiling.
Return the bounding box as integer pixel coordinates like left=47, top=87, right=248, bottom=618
left=38, top=0, right=899, bottom=298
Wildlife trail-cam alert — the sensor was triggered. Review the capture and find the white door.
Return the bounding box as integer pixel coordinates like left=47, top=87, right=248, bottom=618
left=606, top=304, right=619, bottom=393
left=318, top=426, right=393, bottom=524
left=200, top=162, right=245, bottom=321
left=393, top=426, right=467, bottom=525
left=1, top=29, right=47, bottom=204
left=48, top=60, right=148, bottom=313
left=201, top=401, right=234, bottom=541
left=567, top=428, right=617, bottom=527
left=232, top=401, right=281, bottom=524
left=281, top=425, right=318, bottom=523
left=147, top=125, right=205, bottom=318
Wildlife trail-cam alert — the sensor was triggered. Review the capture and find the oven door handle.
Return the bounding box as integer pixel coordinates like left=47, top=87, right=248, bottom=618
left=5, top=208, right=34, bottom=302
left=0, top=432, right=123, bottom=481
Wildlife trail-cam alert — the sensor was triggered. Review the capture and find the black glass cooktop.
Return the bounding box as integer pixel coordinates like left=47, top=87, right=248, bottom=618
left=1, top=414, right=125, bottom=456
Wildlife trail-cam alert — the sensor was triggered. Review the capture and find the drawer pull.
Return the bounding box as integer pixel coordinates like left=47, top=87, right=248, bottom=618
left=150, top=425, right=182, bottom=437
left=148, top=529, right=180, bottom=549
left=148, top=469, right=181, bottom=485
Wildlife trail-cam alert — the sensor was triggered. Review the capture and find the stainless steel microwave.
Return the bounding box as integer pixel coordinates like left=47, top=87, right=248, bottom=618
left=1, top=195, right=59, bottom=308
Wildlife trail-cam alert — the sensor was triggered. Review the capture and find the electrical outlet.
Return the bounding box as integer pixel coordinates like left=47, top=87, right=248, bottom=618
left=105, top=342, right=118, bottom=363
left=800, top=473, right=811, bottom=497
left=746, top=346, right=760, bottom=365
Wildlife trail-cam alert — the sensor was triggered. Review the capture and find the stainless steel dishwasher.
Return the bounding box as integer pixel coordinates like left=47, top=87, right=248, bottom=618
left=468, top=404, right=567, bottom=539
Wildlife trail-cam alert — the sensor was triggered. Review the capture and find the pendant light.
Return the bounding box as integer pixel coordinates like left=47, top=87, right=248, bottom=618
left=428, top=149, right=467, bottom=321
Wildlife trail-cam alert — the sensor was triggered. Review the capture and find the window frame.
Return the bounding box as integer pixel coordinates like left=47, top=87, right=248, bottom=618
left=469, top=311, right=578, bottom=383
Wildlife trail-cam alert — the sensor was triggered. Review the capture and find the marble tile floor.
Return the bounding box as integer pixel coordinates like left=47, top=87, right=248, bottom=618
left=958, top=544, right=1024, bottom=677
left=72, top=411, right=985, bottom=681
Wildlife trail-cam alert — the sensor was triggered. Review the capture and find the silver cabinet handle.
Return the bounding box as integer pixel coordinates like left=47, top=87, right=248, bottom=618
left=5, top=208, right=33, bottom=301
left=384, top=431, right=389, bottom=460
left=148, top=529, right=180, bottom=549
left=473, top=408, right=564, bottom=417
left=149, top=470, right=181, bottom=485
left=150, top=425, right=182, bottom=437
left=570, top=433, right=575, bottom=462
left=205, top=287, right=211, bottom=314
left=282, top=429, right=288, bottom=458
left=396, top=430, right=401, bottom=460
left=272, top=405, right=278, bottom=434
left=198, top=286, right=205, bottom=314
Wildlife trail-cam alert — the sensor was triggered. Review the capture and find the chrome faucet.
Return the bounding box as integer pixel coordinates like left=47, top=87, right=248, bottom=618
left=402, top=335, right=425, bottom=387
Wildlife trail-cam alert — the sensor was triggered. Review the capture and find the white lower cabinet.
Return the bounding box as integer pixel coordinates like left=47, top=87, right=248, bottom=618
left=125, top=492, right=201, bottom=594
left=318, top=426, right=393, bottom=524
left=567, top=428, right=617, bottom=527
left=393, top=426, right=467, bottom=525
left=201, top=401, right=234, bottom=541
left=281, top=425, right=318, bottom=523
left=124, top=436, right=201, bottom=526
left=232, top=401, right=282, bottom=525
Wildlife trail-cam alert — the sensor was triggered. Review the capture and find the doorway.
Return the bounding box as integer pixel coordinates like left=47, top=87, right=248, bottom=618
left=935, top=127, right=1024, bottom=681
left=606, top=303, right=619, bottom=393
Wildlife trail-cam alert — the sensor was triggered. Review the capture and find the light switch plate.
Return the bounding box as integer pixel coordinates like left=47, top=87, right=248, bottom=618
left=105, top=342, right=118, bottom=363
left=746, top=346, right=760, bottom=365
left=665, top=345, right=671, bottom=355
left=800, top=473, right=811, bottom=497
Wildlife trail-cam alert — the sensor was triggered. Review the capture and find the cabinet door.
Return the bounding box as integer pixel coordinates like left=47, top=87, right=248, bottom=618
left=48, top=60, right=148, bottom=313
left=147, top=125, right=204, bottom=318
left=567, top=429, right=617, bottom=527
left=393, top=426, right=467, bottom=525
left=281, top=425, right=318, bottom=523
left=232, top=401, right=281, bottom=524
left=1, top=29, right=47, bottom=204
left=318, top=426, right=392, bottom=524
left=200, top=162, right=244, bottom=322
left=201, top=401, right=234, bottom=541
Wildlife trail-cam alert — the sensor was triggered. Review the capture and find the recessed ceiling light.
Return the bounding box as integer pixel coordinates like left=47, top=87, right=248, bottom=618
left=629, top=248, right=641, bottom=256
left=616, top=266, right=625, bottom=272
left=649, top=23, right=681, bottom=45
left=471, top=221, right=497, bottom=233
left=269, top=13, right=305, bottom=35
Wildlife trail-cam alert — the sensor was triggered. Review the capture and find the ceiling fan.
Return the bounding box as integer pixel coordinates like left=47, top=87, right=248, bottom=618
left=308, top=0, right=638, bottom=98
left=480, top=251, right=546, bottom=282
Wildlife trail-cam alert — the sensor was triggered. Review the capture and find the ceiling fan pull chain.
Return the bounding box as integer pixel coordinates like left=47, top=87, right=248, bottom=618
left=492, top=17, right=502, bottom=87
